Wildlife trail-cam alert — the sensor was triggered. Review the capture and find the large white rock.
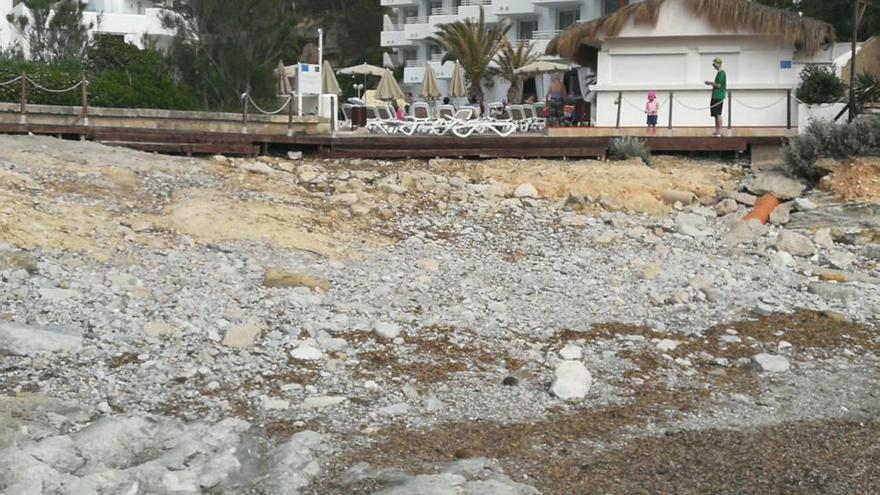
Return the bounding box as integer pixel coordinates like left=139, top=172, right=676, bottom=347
left=752, top=353, right=790, bottom=373
left=675, top=212, right=708, bottom=237
left=825, top=250, right=855, bottom=270
left=745, top=172, right=806, bottom=200
left=551, top=361, right=592, bottom=400
left=0, top=321, right=82, bottom=356
left=513, top=183, right=539, bottom=199
left=291, top=345, right=324, bottom=361
left=775, top=231, right=816, bottom=257
left=770, top=250, right=795, bottom=268
left=558, top=344, right=583, bottom=360
left=373, top=321, right=401, bottom=339
left=301, top=396, right=346, bottom=410
left=814, top=228, right=835, bottom=250
left=222, top=320, right=264, bottom=348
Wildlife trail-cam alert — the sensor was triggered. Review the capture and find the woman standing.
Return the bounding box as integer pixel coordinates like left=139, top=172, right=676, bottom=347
left=546, top=74, right=565, bottom=127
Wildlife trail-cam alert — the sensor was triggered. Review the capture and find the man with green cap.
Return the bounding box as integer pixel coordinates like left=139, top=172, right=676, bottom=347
left=704, top=57, right=726, bottom=137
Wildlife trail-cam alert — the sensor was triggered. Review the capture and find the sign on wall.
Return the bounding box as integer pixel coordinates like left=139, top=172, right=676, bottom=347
left=780, top=60, right=793, bottom=69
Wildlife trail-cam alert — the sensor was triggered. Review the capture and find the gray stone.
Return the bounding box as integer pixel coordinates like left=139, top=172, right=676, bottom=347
left=675, top=212, right=708, bottom=237
left=825, top=250, right=855, bottom=270
left=551, top=361, right=592, bottom=400
left=301, top=396, right=346, bottom=410
left=769, top=202, right=794, bottom=225
left=378, top=403, right=410, bottom=416
left=656, top=339, right=681, bottom=352
left=794, top=197, right=817, bottom=211
left=0, top=321, right=82, bottom=356
left=262, top=431, right=326, bottom=494
left=809, top=282, right=858, bottom=302
left=770, top=250, right=795, bottom=268
left=222, top=320, right=264, bottom=348
left=814, top=228, right=834, bottom=250
left=724, top=219, right=768, bottom=245
left=559, top=344, right=583, bottom=360
left=374, top=321, right=401, bottom=340
left=513, top=183, right=538, bottom=199
left=752, top=353, right=790, bottom=373
left=291, top=345, right=324, bottom=361
left=37, top=288, right=81, bottom=302
left=775, top=231, right=816, bottom=257
left=730, top=191, right=758, bottom=206
left=714, top=198, right=738, bottom=216
left=744, top=172, right=806, bottom=200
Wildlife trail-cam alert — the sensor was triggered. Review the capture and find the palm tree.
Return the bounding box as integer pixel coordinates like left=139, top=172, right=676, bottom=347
left=433, top=8, right=511, bottom=104
left=493, top=40, right=539, bottom=104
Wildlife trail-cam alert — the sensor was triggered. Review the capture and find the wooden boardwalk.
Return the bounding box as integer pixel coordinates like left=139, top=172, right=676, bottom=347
left=0, top=122, right=788, bottom=159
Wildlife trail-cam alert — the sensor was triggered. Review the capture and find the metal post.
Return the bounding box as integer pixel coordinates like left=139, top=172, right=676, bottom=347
left=786, top=89, right=791, bottom=130
left=241, top=92, right=249, bottom=134
left=667, top=91, right=673, bottom=129
left=297, top=92, right=303, bottom=117
left=287, top=93, right=294, bottom=136
left=81, top=72, right=89, bottom=128
left=318, top=28, right=324, bottom=70
left=615, top=91, right=622, bottom=128
left=19, top=71, right=27, bottom=125
left=848, top=0, right=865, bottom=122
left=727, top=91, right=732, bottom=129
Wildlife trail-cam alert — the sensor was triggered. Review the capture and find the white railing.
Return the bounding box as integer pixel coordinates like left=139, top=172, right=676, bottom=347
left=430, top=7, right=458, bottom=15
left=429, top=54, right=446, bottom=63
left=406, top=59, right=427, bottom=67
left=461, top=0, right=491, bottom=5
left=531, top=30, right=561, bottom=40
left=405, top=15, right=429, bottom=24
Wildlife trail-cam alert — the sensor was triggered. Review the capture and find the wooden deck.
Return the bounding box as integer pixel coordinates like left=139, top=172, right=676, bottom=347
left=0, top=121, right=789, bottom=159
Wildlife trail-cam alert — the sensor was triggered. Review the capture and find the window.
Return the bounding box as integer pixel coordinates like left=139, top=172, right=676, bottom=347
left=557, top=9, right=580, bottom=30
left=603, top=0, right=629, bottom=16
left=519, top=20, right=538, bottom=41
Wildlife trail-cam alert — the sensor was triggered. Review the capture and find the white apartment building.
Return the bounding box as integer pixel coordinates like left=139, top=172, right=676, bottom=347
left=0, top=0, right=174, bottom=54
left=381, top=0, right=624, bottom=102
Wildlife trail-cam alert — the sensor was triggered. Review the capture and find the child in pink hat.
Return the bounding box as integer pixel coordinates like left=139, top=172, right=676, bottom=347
left=645, top=91, right=658, bottom=135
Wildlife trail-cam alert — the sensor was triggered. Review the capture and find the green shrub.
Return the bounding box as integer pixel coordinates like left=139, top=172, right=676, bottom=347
left=0, top=36, right=197, bottom=110
left=784, top=115, right=880, bottom=183
left=796, top=65, right=846, bottom=105
left=608, top=136, right=651, bottom=166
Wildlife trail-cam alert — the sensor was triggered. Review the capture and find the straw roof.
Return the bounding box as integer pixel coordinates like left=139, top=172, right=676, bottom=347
left=547, top=0, right=835, bottom=63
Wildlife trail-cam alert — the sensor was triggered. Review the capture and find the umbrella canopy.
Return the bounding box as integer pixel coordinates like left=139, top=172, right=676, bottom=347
left=514, top=60, right=571, bottom=75
left=450, top=62, right=467, bottom=98
left=322, top=60, right=341, bottom=95
left=375, top=69, right=405, bottom=101
left=338, top=62, right=386, bottom=77
left=276, top=60, right=293, bottom=95
left=420, top=64, right=441, bottom=99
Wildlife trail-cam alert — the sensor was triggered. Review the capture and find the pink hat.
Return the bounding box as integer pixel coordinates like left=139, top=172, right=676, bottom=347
left=647, top=91, right=657, bottom=100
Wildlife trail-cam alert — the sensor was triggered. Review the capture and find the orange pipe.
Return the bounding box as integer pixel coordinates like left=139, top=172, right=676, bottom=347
left=742, top=193, right=780, bottom=224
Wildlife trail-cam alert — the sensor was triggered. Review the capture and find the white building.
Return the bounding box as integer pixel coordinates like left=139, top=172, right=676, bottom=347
left=381, top=0, right=623, bottom=102
left=546, top=0, right=836, bottom=128
left=0, top=0, right=174, bottom=54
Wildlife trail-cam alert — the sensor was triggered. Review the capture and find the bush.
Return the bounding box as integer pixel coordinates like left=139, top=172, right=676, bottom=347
left=784, top=115, right=880, bottom=183
left=608, top=136, right=651, bottom=166
left=796, top=65, right=846, bottom=105
left=0, top=36, right=197, bottom=110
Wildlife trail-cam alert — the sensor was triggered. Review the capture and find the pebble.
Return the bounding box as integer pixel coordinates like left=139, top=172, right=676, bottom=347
left=751, top=353, right=791, bottom=373
left=374, top=321, right=401, bottom=339
left=291, top=345, right=324, bottom=361
left=302, top=396, right=347, bottom=410
left=378, top=403, right=410, bottom=416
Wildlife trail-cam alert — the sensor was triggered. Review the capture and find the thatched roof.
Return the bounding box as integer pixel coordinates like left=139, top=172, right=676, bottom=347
left=546, top=0, right=835, bottom=64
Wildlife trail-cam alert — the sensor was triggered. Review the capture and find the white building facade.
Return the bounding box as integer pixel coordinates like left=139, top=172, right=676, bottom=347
left=0, top=0, right=174, bottom=54
left=381, top=0, right=621, bottom=102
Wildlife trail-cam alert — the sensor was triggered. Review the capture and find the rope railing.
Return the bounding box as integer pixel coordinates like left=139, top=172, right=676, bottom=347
left=25, top=77, right=85, bottom=94
left=0, top=76, right=23, bottom=87
left=244, top=93, right=292, bottom=115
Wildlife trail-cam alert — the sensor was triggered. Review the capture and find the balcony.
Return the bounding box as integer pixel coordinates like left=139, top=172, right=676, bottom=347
left=491, top=0, right=537, bottom=17
left=429, top=6, right=460, bottom=26
left=459, top=0, right=499, bottom=23
left=379, top=0, right=419, bottom=6
left=381, top=29, right=412, bottom=47
left=532, top=0, right=583, bottom=6
left=403, top=59, right=456, bottom=85
left=403, top=16, right=434, bottom=40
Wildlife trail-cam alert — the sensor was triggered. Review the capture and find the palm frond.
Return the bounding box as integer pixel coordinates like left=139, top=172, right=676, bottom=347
left=546, top=0, right=835, bottom=64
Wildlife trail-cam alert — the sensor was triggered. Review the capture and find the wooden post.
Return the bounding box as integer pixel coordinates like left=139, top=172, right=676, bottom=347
left=241, top=92, right=249, bottom=134
left=727, top=91, right=732, bottom=129
left=667, top=91, right=673, bottom=130
left=19, top=71, right=27, bottom=125
left=81, top=72, right=89, bottom=127
left=786, top=89, right=792, bottom=130
left=287, top=93, right=294, bottom=136
left=615, top=91, right=622, bottom=128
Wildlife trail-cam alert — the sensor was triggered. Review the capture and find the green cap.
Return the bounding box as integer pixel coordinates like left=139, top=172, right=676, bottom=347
left=713, top=57, right=723, bottom=66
